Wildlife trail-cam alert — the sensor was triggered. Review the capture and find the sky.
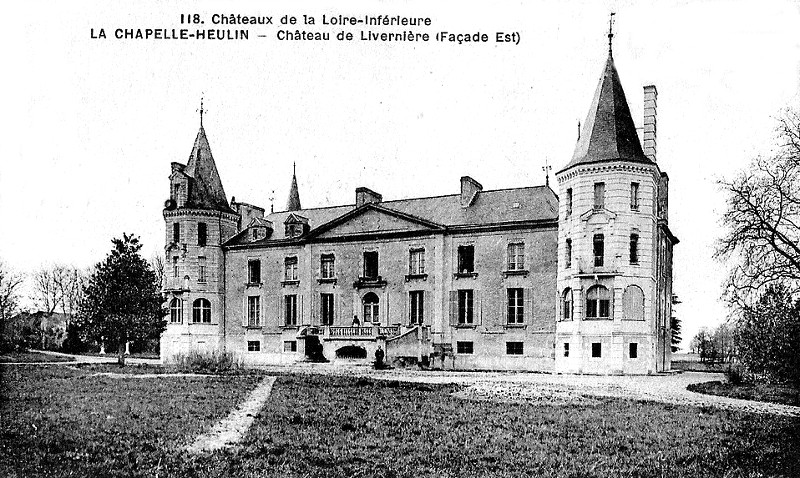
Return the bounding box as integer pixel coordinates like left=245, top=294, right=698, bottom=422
left=2, top=0, right=799, bottom=349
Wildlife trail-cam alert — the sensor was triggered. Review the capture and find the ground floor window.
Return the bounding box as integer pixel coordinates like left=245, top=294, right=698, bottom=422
left=629, top=343, right=638, bottom=359
left=363, top=292, right=380, bottom=323
left=592, top=342, right=602, bottom=358
left=409, top=291, right=424, bottom=325
left=284, top=340, right=297, bottom=352
left=320, top=293, right=334, bottom=326
left=507, top=288, right=524, bottom=324
left=458, top=290, right=474, bottom=324
left=247, top=341, right=260, bottom=352
left=564, top=343, right=570, bottom=357
left=506, top=342, right=523, bottom=355
left=169, top=298, right=182, bottom=323
left=456, top=341, right=473, bottom=354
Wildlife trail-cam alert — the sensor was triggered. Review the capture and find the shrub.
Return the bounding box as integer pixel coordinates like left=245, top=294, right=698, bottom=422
left=167, top=350, right=245, bottom=374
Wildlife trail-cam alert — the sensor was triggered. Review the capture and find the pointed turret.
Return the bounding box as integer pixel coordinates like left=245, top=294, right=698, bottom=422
left=183, top=126, right=234, bottom=213
left=286, top=163, right=301, bottom=211
left=559, top=53, right=652, bottom=173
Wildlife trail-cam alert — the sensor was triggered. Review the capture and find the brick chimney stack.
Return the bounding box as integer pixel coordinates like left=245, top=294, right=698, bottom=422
left=643, top=85, right=657, bottom=162
left=460, top=176, right=483, bottom=208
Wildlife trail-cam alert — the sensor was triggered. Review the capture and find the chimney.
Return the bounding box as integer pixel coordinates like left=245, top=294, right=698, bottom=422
left=643, top=85, right=658, bottom=162
left=355, top=187, right=382, bottom=207
left=460, top=176, right=483, bottom=208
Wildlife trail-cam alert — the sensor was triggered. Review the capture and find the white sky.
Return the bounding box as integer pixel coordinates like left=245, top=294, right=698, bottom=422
left=2, top=0, right=799, bottom=349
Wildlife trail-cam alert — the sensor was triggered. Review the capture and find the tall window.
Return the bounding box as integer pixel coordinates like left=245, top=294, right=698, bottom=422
left=566, top=239, right=572, bottom=268
left=362, top=292, right=380, bottom=323
left=192, top=298, right=211, bottom=323
left=363, top=251, right=379, bottom=279
left=630, top=233, right=639, bottom=264
left=409, top=249, right=425, bottom=275
left=507, top=288, right=524, bottom=324
left=562, top=288, right=573, bottom=321
left=247, top=296, right=260, bottom=326
left=169, top=298, right=182, bottom=323
left=457, top=245, right=475, bottom=274
left=566, top=188, right=573, bottom=216
left=593, top=234, right=604, bottom=267
left=198, top=256, right=207, bottom=283
left=284, top=257, right=298, bottom=281
left=410, top=291, right=424, bottom=325
left=593, top=182, right=605, bottom=210
left=173, top=223, right=180, bottom=243
left=507, top=243, right=525, bottom=271
left=248, top=259, right=261, bottom=284
left=172, top=256, right=179, bottom=278
left=284, top=295, right=297, bottom=325
left=321, top=254, right=335, bottom=279
left=629, top=342, right=638, bottom=359
left=586, top=285, right=611, bottom=319
left=320, top=293, right=334, bottom=325
left=458, top=290, right=474, bottom=324
left=197, top=222, right=207, bottom=246
left=630, top=182, right=640, bottom=210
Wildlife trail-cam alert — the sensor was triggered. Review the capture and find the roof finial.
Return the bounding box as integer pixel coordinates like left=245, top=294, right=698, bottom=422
left=198, top=94, right=206, bottom=128
left=542, top=158, right=552, bottom=187
left=608, top=12, right=616, bottom=56
left=268, top=190, right=275, bottom=213
left=293, top=161, right=296, bottom=176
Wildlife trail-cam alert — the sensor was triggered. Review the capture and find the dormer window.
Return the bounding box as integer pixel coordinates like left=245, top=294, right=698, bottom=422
left=284, top=214, right=309, bottom=239
left=252, top=229, right=259, bottom=241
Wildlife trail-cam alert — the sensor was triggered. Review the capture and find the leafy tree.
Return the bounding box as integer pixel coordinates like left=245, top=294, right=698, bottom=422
left=670, top=294, right=682, bottom=353
left=717, top=108, right=800, bottom=305
left=77, top=234, right=165, bottom=366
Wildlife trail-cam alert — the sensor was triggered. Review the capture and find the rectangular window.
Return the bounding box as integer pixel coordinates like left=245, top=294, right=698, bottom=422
left=284, top=340, right=297, bottom=352
left=593, top=182, right=605, bottom=210
left=457, top=289, right=474, bottom=324
left=630, top=234, right=639, bottom=264
left=247, top=341, right=260, bottom=352
left=593, top=234, right=604, bottom=267
left=566, top=239, right=572, bottom=268
left=320, top=293, right=334, bottom=326
left=506, top=342, right=524, bottom=355
left=363, top=251, right=379, bottom=279
left=507, top=243, right=525, bottom=271
left=172, top=223, right=180, bottom=243
left=410, top=291, right=424, bottom=325
left=198, top=256, right=207, bottom=283
left=198, top=222, right=207, bottom=247
left=566, top=188, right=573, bottom=216
left=320, top=254, right=335, bottom=279
left=507, top=288, right=524, bottom=324
left=456, top=341, right=474, bottom=354
left=592, top=342, right=602, bottom=358
left=457, top=245, right=475, bottom=273
left=629, top=342, right=638, bottom=359
left=630, top=182, right=640, bottom=210
left=284, top=257, right=298, bottom=282
left=247, top=296, right=260, bottom=327
left=284, top=295, right=298, bottom=326
left=564, top=343, right=570, bottom=357
left=248, top=259, right=261, bottom=284
left=409, top=249, right=426, bottom=275
left=172, top=256, right=179, bottom=278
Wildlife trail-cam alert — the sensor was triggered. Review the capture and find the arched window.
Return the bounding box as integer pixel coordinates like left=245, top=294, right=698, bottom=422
left=562, top=288, right=573, bottom=321
left=622, top=285, right=645, bottom=321
left=192, top=298, right=211, bottom=323
left=362, top=292, right=380, bottom=324
left=586, top=285, right=611, bottom=319
left=169, top=298, right=182, bottom=323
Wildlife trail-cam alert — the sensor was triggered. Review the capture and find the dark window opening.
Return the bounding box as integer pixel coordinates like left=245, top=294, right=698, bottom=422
left=285, top=295, right=298, bottom=326
left=456, top=341, right=474, bottom=354
left=592, top=342, right=602, bottom=358
left=566, top=188, right=573, bottom=216
left=458, top=290, right=474, bottom=324
left=507, top=288, right=524, bottom=324
left=631, top=182, right=640, bottom=210
left=363, top=251, right=379, bottom=279
left=320, top=293, right=334, bottom=326
left=593, top=234, right=604, bottom=267
left=248, top=260, right=261, bottom=284
left=173, top=223, right=180, bottom=243
left=586, top=285, right=611, bottom=319
left=192, top=298, right=211, bottom=323
left=506, top=342, right=524, bottom=355
left=247, top=341, right=260, bottom=352
left=594, top=182, right=605, bottom=210
left=629, top=343, right=638, bottom=359
left=630, top=234, right=639, bottom=264
left=564, top=343, right=570, bottom=357
left=197, top=222, right=207, bottom=247
left=410, top=291, right=424, bottom=325
left=457, top=245, right=475, bottom=273
left=566, top=238, right=572, bottom=268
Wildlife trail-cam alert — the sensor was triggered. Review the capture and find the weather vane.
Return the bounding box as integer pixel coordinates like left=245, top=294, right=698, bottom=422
left=269, top=190, right=275, bottom=213
left=198, top=94, right=206, bottom=127
left=542, top=159, right=552, bottom=187
left=608, top=12, right=616, bottom=55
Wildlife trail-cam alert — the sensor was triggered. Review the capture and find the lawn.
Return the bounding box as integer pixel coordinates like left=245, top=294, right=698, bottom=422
left=688, top=380, right=800, bottom=407
left=0, top=351, right=75, bottom=363
left=1, top=369, right=799, bottom=477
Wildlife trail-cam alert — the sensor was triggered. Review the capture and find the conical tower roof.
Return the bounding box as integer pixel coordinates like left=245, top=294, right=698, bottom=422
left=183, top=126, right=234, bottom=213
left=286, top=163, right=301, bottom=211
left=559, top=54, right=652, bottom=173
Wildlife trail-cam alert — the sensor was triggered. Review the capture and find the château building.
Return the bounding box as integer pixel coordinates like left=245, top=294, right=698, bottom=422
left=160, top=39, right=677, bottom=374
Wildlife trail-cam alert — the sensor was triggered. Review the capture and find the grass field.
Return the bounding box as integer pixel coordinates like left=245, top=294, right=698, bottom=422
left=0, top=351, right=75, bottom=363
left=689, top=380, right=800, bottom=407
left=1, top=367, right=799, bottom=477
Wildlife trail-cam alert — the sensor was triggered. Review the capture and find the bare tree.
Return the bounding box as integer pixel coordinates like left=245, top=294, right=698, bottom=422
left=58, top=267, right=87, bottom=326
left=0, top=260, right=24, bottom=331
left=32, top=265, right=67, bottom=315
left=150, top=254, right=165, bottom=292
left=717, top=108, right=800, bottom=305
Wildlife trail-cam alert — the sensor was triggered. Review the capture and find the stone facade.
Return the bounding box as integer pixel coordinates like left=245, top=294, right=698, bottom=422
left=159, top=47, right=677, bottom=374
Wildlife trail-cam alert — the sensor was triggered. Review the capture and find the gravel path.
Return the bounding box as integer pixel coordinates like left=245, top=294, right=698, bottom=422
left=186, top=376, right=277, bottom=454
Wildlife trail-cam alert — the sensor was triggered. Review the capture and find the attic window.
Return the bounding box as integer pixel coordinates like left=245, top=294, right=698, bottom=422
left=252, top=229, right=259, bottom=240
left=285, top=223, right=302, bottom=238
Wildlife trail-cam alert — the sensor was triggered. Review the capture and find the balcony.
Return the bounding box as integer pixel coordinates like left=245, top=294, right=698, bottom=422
left=353, top=276, right=387, bottom=289
left=574, top=256, right=620, bottom=278
left=303, top=325, right=402, bottom=340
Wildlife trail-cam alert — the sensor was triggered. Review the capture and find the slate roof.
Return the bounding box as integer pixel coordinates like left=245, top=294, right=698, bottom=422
left=182, top=126, right=235, bottom=213
left=560, top=53, right=653, bottom=173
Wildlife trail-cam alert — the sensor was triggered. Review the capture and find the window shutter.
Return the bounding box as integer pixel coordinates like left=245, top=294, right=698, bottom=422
left=242, top=296, right=247, bottom=327
left=501, top=290, right=508, bottom=324
left=424, top=290, right=431, bottom=326
left=301, top=295, right=306, bottom=325
left=449, top=291, right=457, bottom=325
left=524, top=288, right=533, bottom=324
left=404, top=291, right=409, bottom=325
left=476, top=290, right=482, bottom=325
